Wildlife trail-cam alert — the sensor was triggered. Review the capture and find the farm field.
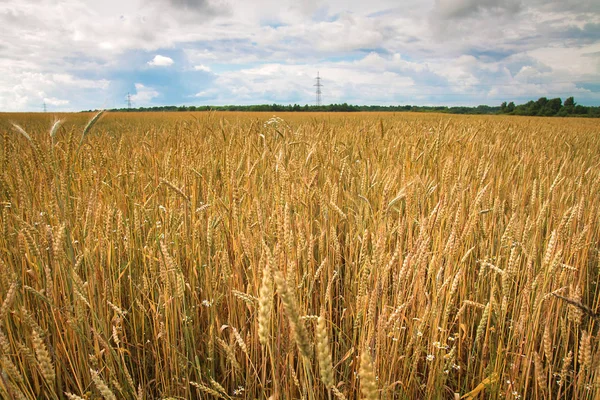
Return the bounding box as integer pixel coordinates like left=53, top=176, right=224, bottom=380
left=0, top=111, right=599, bottom=399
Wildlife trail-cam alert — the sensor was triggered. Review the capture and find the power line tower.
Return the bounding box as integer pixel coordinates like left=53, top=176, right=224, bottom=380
left=314, top=71, right=323, bottom=107
left=126, top=92, right=132, bottom=109
left=43, top=101, right=47, bottom=112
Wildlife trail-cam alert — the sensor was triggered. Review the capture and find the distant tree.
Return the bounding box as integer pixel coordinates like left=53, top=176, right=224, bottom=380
left=589, top=107, right=600, bottom=117
left=561, top=96, right=576, bottom=115
left=540, top=98, right=562, bottom=116
left=103, top=97, right=598, bottom=117
left=514, top=101, right=533, bottom=115
left=564, top=97, right=575, bottom=107
left=532, top=97, right=548, bottom=115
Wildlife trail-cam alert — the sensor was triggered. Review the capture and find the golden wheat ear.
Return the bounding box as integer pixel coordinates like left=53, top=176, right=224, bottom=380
left=49, top=119, right=63, bottom=140
left=79, top=109, right=105, bottom=146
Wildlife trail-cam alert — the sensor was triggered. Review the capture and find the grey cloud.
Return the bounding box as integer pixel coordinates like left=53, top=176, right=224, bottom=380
left=169, top=0, right=210, bottom=7
left=385, top=0, right=600, bottom=26
left=531, top=0, right=600, bottom=14
left=564, top=23, right=600, bottom=42
left=467, top=49, right=515, bottom=62
left=501, top=54, right=551, bottom=77
left=521, top=20, right=600, bottom=49
left=151, top=0, right=230, bottom=16
left=434, top=0, right=522, bottom=19
left=426, top=0, right=600, bottom=64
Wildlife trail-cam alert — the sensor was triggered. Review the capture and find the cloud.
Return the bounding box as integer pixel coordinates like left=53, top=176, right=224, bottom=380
left=434, top=0, right=521, bottom=19
left=531, top=0, right=600, bottom=14
left=194, top=88, right=219, bottom=98
left=166, top=0, right=212, bottom=9
left=194, top=64, right=211, bottom=72
left=150, top=0, right=231, bottom=16
left=43, top=97, right=69, bottom=106
left=131, top=83, right=159, bottom=104
left=0, top=67, right=110, bottom=111
left=202, top=58, right=418, bottom=106
left=49, top=74, right=110, bottom=89
left=0, top=0, right=599, bottom=110
left=148, top=55, right=174, bottom=67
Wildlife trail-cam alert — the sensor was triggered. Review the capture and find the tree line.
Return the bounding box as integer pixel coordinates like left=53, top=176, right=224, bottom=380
left=499, top=97, right=599, bottom=117
left=107, top=103, right=500, bottom=113
left=104, top=97, right=599, bottom=117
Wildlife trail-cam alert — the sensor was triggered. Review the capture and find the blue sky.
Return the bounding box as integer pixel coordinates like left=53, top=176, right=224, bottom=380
left=1, top=0, right=599, bottom=111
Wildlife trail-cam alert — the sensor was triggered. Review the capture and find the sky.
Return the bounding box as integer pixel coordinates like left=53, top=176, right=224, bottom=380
left=1, top=0, right=599, bottom=111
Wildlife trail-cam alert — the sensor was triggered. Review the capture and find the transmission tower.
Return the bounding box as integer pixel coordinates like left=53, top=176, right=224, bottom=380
left=43, top=101, right=47, bottom=112
left=127, top=92, right=132, bottom=109
left=314, top=72, right=323, bottom=106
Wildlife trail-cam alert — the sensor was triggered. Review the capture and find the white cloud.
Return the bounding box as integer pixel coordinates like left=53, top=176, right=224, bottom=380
left=51, top=74, right=110, bottom=89
left=194, top=88, right=219, bottom=98
left=203, top=58, right=416, bottom=105
left=194, top=64, right=211, bottom=72
left=131, top=83, right=159, bottom=104
left=0, top=0, right=599, bottom=110
left=526, top=43, right=600, bottom=77
left=148, top=55, right=174, bottom=67
left=0, top=67, right=110, bottom=111
left=43, top=97, right=69, bottom=106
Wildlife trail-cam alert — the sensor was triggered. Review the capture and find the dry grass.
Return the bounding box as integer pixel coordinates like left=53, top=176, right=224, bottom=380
left=0, top=111, right=599, bottom=399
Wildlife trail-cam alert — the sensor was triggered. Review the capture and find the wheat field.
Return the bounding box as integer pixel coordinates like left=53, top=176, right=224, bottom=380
left=0, top=111, right=598, bottom=399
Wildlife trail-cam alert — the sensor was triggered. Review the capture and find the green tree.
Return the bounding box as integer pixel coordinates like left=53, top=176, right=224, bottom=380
left=533, top=97, right=548, bottom=115
left=540, top=98, right=562, bottom=116
left=561, top=97, right=575, bottom=115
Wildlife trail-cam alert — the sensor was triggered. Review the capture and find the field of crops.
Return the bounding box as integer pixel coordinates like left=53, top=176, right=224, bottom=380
left=0, top=111, right=599, bottom=399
